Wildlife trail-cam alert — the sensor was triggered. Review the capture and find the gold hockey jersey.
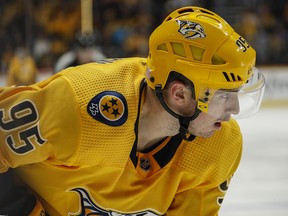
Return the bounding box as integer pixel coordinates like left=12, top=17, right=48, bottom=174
left=0, top=58, right=242, bottom=215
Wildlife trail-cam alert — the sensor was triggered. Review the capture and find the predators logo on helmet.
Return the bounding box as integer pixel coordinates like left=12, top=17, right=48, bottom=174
left=176, top=20, right=206, bottom=39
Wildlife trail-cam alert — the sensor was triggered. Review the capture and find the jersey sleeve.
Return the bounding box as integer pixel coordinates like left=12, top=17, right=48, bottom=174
left=0, top=73, right=81, bottom=173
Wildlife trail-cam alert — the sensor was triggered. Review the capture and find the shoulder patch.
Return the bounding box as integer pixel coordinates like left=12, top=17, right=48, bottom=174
left=87, top=91, right=128, bottom=126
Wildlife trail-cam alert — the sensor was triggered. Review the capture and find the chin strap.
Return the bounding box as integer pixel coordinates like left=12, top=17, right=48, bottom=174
left=155, top=85, right=200, bottom=141
left=178, top=116, right=197, bottom=141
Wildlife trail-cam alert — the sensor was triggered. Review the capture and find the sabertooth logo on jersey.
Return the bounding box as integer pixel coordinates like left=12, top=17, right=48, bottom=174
left=69, top=188, right=159, bottom=216
left=87, top=91, right=128, bottom=126
left=176, top=20, right=206, bottom=39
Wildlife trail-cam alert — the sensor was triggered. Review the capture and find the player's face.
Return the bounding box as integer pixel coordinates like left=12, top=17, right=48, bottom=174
left=187, top=89, right=240, bottom=138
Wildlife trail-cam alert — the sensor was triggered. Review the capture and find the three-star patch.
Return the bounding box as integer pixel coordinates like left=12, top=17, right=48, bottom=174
left=87, top=91, right=128, bottom=126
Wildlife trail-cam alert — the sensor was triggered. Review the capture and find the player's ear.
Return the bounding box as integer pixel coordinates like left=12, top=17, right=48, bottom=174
left=169, top=81, right=190, bottom=105
left=167, top=81, right=197, bottom=116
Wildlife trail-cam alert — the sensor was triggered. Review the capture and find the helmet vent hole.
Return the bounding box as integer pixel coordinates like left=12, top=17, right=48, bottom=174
left=199, top=9, right=214, bottom=16
left=189, top=45, right=205, bottom=61
left=231, top=73, right=236, bottom=81
left=222, top=72, right=242, bottom=82
left=223, top=72, right=230, bottom=81
left=178, top=8, right=194, bottom=14
left=165, top=16, right=172, bottom=22
left=212, top=54, right=226, bottom=65
left=157, top=43, right=168, bottom=52
left=171, top=42, right=186, bottom=57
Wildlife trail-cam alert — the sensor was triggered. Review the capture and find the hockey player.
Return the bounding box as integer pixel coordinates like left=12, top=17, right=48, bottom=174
left=6, top=47, right=38, bottom=86
left=54, top=32, right=106, bottom=73
left=0, top=6, right=265, bottom=215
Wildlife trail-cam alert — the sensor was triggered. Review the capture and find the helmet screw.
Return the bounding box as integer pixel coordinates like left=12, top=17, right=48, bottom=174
left=150, top=77, right=155, bottom=82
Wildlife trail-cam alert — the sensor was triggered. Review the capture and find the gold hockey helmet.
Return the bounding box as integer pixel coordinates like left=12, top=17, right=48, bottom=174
left=146, top=6, right=265, bottom=118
